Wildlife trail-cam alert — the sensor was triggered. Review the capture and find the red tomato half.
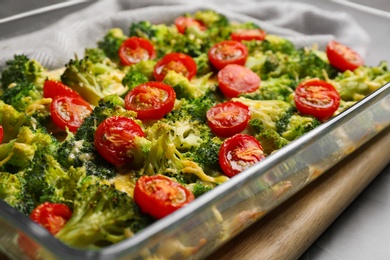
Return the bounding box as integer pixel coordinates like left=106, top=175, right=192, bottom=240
left=207, top=101, right=250, bottom=137
left=94, top=116, right=145, bottom=165
left=125, top=82, right=176, bottom=120
left=219, top=134, right=265, bottom=177
left=134, top=175, right=195, bottom=219
left=50, top=95, right=92, bottom=132
left=119, top=37, right=156, bottom=66
left=231, top=29, right=267, bottom=42
left=43, top=80, right=81, bottom=99
left=208, top=40, right=248, bottom=70
left=0, top=125, right=3, bottom=144
left=154, top=53, right=197, bottom=81
left=294, top=79, right=340, bottom=121
left=326, top=41, right=364, bottom=72
left=30, top=202, right=72, bottom=235
left=174, top=16, right=206, bottom=34
left=218, top=64, right=260, bottom=98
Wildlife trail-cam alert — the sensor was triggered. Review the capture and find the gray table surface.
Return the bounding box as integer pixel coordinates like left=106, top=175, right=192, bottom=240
left=0, top=1, right=389, bottom=259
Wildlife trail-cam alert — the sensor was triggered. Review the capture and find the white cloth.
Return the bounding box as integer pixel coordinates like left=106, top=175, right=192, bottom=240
left=0, top=0, right=370, bottom=70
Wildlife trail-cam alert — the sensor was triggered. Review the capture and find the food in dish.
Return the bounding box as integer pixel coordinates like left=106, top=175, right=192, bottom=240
left=0, top=9, right=389, bottom=252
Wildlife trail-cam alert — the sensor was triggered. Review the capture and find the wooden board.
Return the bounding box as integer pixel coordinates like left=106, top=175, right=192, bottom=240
left=208, top=127, right=390, bottom=260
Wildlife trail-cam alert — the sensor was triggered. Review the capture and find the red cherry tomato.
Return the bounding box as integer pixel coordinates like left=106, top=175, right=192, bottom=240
left=153, top=53, right=197, bottom=81
left=30, top=202, right=72, bottom=235
left=207, top=101, right=250, bottom=137
left=119, top=37, right=156, bottom=66
left=218, top=64, right=260, bottom=98
left=294, top=79, right=340, bottom=121
left=0, top=125, right=3, bottom=144
left=174, top=16, right=206, bottom=34
left=134, top=175, right=195, bottom=219
left=231, top=29, right=267, bottom=42
left=219, top=134, right=265, bottom=177
left=326, top=40, right=364, bottom=72
left=43, top=80, right=81, bottom=99
left=125, top=82, right=176, bottom=120
left=94, top=116, right=145, bottom=165
left=208, top=40, right=248, bottom=70
left=50, top=95, right=92, bottom=132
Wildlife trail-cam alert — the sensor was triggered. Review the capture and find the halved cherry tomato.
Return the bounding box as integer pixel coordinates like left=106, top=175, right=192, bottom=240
left=218, top=64, right=260, bottom=98
left=134, top=175, right=195, bottom=219
left=174, top=16, right=206, bottom=34
left=154, top=53, right=197, bottom=81
left=125, top=82, right=176, bottom=120
left=219, top=134, right=265, bottom=177
left=207, top=101, right=250, bottom=137
left=294, top=79, right=340, bottom=121
left=326, top=40, right=364, bottom=72
left=119, top=37, right=156, bottom=66
left=43, top=80, right=81, bottom=99
left=0, top=125, right=3, bottom=144
left=208, top=40, right=248, bottom=70
left=94, top=116, right=145, bottom=165
left=50, top=95, right=92, bottom=132
left=231, top=29, right=267, bottom=42
left=30, top=202, right=72, bottom=235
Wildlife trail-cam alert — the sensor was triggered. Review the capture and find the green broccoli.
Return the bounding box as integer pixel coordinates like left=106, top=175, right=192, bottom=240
left=0, top=171, right=35, bottom=215
left=189, top=182, right=215, bottom=198
left=232, top=97, right=293, bottom=130
left=0, top=55, right=46, bottom=88
left=55, top=175, right=153, bottom=248
left=163, top=70, right=216, bottom=99
left=0, top=101, right=30, bottom=143
left=276, top=112, right=321, bottom=141
left=61, top=56, right=127, bottom=105
left=194, top=53, right=212, bottom=76
left=23, top=153, right=86, bottom=206
left=248, top=119, right=289, bottom=155
left=0, top=126, right=58, bottom=173
left=240, top=75, right=295, bottom=102
left=121, top=67, right=149, bottom=91
left=332, top=61, right=390, bottom=101
left=130, top=20, right=209, bottom=58
left=0, top=81, right=43, bottom=112
left=97, top=28, right=127, bottom=62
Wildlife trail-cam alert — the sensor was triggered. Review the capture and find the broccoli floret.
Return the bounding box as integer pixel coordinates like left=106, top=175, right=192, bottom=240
left=0, top=81, right=42, bottom=112
left=194, top=53, right=212, bottom=76
left=0, top=126, right=58, bottom=173
left=121, top=68, right=149, bottom=91
left=97, top=28, right=127, bottom=62
left=1, top=55, right=46, bottom=88
left=166, top=93, right=220, bottom=124
left=332, top=61, right=390, bottom=101
left=61, top=56, right=127, bottom=105
left=130, top=20, right=209, bottom=58
left=0, top=171, right=35, bottom=215
left=233, top=97, right=293, bottom=130
left=240, top=75, right=295, bottom=102
left=24, top=153, right=86, bottom=206
left=189, top=136, right=222, bottom=173
left=141, top=131, right=228, bottom=184
left=260, top=35, right=296, bottom=55
left=276, top=113, right=321, bottom=141
left=249, top=119, right=289, bottom=155
left=193, top=10, right=229, bottom=28
left=190, top=182, right=215, bottom=198
left=163, top=70, right=216, bottom=99
left=0, top=101, right=30, bottom=143
left=55, top=175, right=153, bottom=248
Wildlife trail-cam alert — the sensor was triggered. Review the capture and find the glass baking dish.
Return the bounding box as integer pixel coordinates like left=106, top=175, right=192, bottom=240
left=0, top=1, right=389, bottom=259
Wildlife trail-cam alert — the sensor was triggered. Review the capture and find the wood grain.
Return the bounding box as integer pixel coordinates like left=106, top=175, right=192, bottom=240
left=208, top=128, right=390, bottom=260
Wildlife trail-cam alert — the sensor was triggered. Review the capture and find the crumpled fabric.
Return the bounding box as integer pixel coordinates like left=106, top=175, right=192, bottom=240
left=0, top=0, right=370, bottom=70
